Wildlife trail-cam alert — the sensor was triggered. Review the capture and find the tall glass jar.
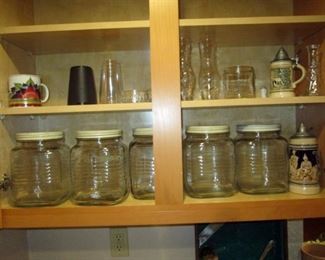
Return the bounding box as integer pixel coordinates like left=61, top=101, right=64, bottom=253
left=235, top=124, right=289, bottom=194
left=10, top=131, right=70, bottom=207
left=184, top=125, right=236, bottom=198
left=129, top=128, right=155, bottom=199
left=70, top=130, right=128, bottom=205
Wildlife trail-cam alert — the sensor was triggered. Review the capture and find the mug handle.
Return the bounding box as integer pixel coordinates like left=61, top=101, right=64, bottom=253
left=292, top=63, right=306, bottom=89
left=39, top=83, right=50, bottom=103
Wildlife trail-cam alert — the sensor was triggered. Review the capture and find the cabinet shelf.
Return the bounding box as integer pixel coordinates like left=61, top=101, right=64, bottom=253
left=1, top=97, right=323, bottom=116
left=182, top=96, right=325, bottom=109
left=2, top=191, right=325, bottom=228
left=180, top=15, right=325, bottom=46
left=0, top=103, right=152, bottom=116
left=0, top=21, right=150, bottom=54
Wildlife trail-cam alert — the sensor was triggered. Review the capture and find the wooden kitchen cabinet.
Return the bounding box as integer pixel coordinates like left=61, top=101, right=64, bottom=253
left=0, top=0, right=324, bottom=228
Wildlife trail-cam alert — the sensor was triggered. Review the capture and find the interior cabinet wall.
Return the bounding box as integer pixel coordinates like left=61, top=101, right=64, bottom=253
left=0, top=0, right=34, bottom=26
left=184, top=43, right=297, bottom=137
left=180, top=0, right=292, bottom=18
left=33, top=0, right=149, bottom=24
left=34, top=51, right=150, bottom=106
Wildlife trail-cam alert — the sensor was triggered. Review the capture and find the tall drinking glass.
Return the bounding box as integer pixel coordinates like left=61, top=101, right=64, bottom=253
left=99, top=59, right=123, bottom=103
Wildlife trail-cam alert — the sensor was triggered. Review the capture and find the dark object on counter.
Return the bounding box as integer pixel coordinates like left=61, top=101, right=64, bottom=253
left=196, top=221, right=287, bottom=259
left=68, top=65, right=97, bottom=105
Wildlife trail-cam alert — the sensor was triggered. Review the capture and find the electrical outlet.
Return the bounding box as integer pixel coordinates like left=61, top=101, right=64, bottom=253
left=110, top=227, right=129, bottom=257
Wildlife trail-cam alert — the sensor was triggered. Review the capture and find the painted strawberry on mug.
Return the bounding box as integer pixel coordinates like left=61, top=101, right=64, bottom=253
left=22, top=84, right=40, bottom=99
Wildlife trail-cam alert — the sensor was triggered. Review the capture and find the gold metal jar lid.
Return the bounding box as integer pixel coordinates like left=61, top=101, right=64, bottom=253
left=16, top=131, right=64, bottom=141
left=237, top=124, right=280, bottom=132
left=76, top=129, right=122, bottom=139
left=186, top=125, right=229, bottom=134
left=133, top=128, right=153, bottom=136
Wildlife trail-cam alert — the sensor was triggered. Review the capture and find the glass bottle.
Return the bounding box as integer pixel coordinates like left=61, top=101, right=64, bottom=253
left=199, top=33, right=221, bottom=100
left=180, top=34, right=196, bottom=100
left=306, top=44, right=322, bottom=96
left=129, top=128, right=155, bottom=199
left=70, top=129, right=128, bottom=205
left=184, top=125, right=236, bottom=198
left=10, top=131, right=71, bottom=207
left=235, top=124, right=289, bottom=194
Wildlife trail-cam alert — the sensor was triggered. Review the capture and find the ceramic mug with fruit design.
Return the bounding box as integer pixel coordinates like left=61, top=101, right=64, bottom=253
left=8, top=74, right=50, bottom=107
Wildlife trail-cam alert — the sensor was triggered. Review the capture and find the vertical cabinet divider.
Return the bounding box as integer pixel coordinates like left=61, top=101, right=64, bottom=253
left=149, top=0, right=184, bottom=205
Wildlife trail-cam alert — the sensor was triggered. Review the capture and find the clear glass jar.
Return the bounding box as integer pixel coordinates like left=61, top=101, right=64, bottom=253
left=129, top=128, right=155, bottom=199
left=10, top=131, right=70, bottom=207
left=70, top=130, right=128, bottom=205
left=235, top=124, right=289, bottom=194
left=184, top=125, right=236, bottom=198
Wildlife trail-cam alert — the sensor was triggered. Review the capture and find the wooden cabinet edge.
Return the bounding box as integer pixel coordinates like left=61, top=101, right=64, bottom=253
left=2, top=193, right=325, bottom=228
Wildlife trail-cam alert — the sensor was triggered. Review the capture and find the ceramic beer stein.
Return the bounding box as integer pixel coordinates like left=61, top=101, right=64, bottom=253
left=270, top=47, right=306, bottom=97
left=289, top=123, right=321, bottom=194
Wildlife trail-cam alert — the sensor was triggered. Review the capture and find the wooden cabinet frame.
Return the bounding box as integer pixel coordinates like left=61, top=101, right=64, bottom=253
left=0, top=0, right=324, bottom=228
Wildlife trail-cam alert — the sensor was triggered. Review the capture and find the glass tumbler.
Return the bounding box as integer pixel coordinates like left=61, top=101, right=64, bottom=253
left=129, top=128, right=155, bottom=199
left=99, top=59, right=123, bottom=104
left=235, top=124, right=289, bottom=194
left=70, top=130, right=128, bottom=205
left=223, top=65, right=255, bottom=98
left=184, top=125, right=236, bottom=198
left=10, top=131, right=71, bottom=207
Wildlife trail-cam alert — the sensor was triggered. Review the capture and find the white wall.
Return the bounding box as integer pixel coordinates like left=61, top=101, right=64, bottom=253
left=27, top=225, right=196, bottom=260
left=0, top=229, right=29, bottom=260
left=26, top=221, right=303, bottom=260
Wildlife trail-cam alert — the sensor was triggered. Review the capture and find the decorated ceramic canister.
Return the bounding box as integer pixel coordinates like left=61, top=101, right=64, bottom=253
left=289, top=123, right=321, bottom=194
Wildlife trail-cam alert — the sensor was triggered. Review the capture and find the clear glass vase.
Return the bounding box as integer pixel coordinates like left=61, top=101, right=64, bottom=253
left=198, top=33, right=221, bottom=99
left=306, top=44, right=322, bottom=96
left=180, top=34, right=196, bottom=100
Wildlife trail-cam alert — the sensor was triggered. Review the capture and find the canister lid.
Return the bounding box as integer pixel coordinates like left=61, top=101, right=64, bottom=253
left=186, top=125, right=229, bottom=134
left=76, top=129, right=122, bottom=139
left=237, top=124, right=280, bottom=132
left=16, top=131, right=64, bottom=141
left=133, top=128, right=152, bottom=136
left=290, top=123, right=317, bottom=145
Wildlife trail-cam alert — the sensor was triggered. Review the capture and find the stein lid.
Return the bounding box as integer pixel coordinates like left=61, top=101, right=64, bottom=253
left=16, top=131, right=64, bottom=141
left=133, top=128, right=153, bottom=136
left=237, top=124, right=280, bottom=132
left=76, top=129, right=122, bottom=139
left=290, top=123, right=317, bottom=145
left=187, top=125, right=229, bottom=134
left=272, top=47, right=291, bottom=62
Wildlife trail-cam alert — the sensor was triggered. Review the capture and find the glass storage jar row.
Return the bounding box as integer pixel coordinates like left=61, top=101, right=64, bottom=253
left=9, top=128, right=154, bottom=207
left=183, top=124, right=291, bottom=198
